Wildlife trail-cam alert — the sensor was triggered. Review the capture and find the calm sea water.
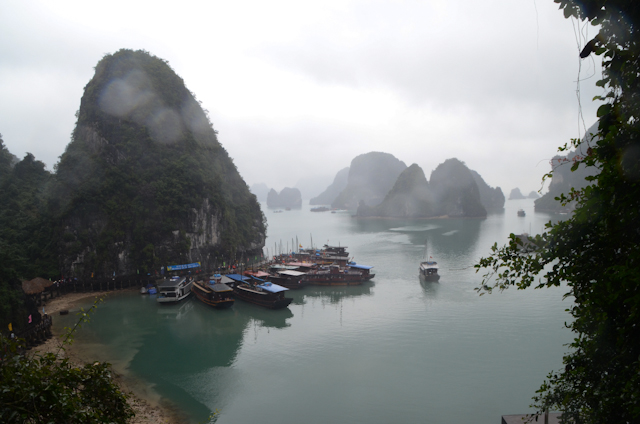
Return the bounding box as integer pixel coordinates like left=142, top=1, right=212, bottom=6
left=55, top=198, right=571, bottom=424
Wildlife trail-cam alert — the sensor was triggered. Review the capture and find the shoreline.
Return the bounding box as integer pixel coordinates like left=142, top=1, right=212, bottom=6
left=34, top=289, right=186, bottom=424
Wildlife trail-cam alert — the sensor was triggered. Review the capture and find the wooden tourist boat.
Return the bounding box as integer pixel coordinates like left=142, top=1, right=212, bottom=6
left=191, top=274, right=235, bottom=309
left=302, top=264, right=365, bottom=286
left=244, top=270, right=307, bottom=290
left=225, top=274, right=293, bottom=309
left=157, top=276, right=193, bottom=304
left=347, top=262, right=375, bottom=281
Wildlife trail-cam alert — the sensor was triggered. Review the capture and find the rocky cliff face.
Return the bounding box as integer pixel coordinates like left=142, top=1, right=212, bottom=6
left=357, top=164, right=435, bottom=217
left=509, top=188, right=526, bottom=200
left=310, top=167, right=349, bottom=205
left=332, top=152, right=407, bottom=209
left=54, top=49, right=265, bottom=277
left=429, top=158, right=487, bottom=218
left=356, top=159, right=487, bottom=218
left=470, top=170, right=505, bottom=212
left=266, top=187, right=302, bottom=209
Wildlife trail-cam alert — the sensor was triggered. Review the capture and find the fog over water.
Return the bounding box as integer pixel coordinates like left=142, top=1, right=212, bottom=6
left=55, top=199, right=572, bottom=424
left=0, top=0, right=602, bottom=196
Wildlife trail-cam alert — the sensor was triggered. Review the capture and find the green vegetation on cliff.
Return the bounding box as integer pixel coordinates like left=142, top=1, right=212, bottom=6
left=53, top=49, right=265, bottom=277
left=429, top=158, right=486, bottom=218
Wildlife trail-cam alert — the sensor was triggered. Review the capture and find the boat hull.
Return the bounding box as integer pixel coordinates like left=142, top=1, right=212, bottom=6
left=191, top=283, right=235, bottom=309
left=233, top=286, right=293, bottom=309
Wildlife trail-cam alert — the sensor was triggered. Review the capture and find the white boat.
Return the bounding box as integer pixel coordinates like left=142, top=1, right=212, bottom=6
left=420, top=260, right=440, bottom=281
left=156, top=276, right=193, bottom=304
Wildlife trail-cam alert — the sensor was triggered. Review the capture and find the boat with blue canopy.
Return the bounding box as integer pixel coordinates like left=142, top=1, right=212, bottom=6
left=225, top=274, right=292, bottom=309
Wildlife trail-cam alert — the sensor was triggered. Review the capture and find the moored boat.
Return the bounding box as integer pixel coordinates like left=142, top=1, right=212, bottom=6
left=225, top=274, right=293, bottom=309
left=302, top=264, right=364, bottom=286
left=191, top=274, right=235, bottom=309
left=157, top=276, right=193, bottom=304
left=347, top=262, right=375, bottom=280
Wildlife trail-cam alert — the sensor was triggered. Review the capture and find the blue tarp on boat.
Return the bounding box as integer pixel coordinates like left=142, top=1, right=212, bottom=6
left=257, top=281, right=289, bottom=293
left=225, top=274, right=250, bottom=282
left=348, top=263, right=374, bottom=270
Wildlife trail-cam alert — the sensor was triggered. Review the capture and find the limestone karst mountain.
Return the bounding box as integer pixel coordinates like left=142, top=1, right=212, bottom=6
left=332, top=152, right=407, bottom=210
left=356, top=159, right=487, bottom=218
left=429, top=158, right=487, bottom=218
left=266, top=187, right=302, bottom=209
left=508, top=188, right=526, bottom=200
left=470, top=170, right=505, bottom=212
left=356, top=164, right=434, bottom=217
left=535, top=123, right=599, bottom=212
left=310, top=167, right=350, bottom=205
left=53, top=49, right=265, bottom=277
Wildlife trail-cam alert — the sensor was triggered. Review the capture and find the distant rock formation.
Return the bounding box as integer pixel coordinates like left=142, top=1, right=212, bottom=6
left=429, top=158, right=487, bottom=217
left=535, top=123, right=599, bottom=213
left=250, top=183, right=269, bottom=202
left=266, top=187, right=302, bottom=209
left=357, top=164, right=434, bottom=217
left=310, top=167, right=350, bottom=205
left=509, top=188, right=526, bottom=200
left=470, top=170, right=505, bottom=212
left=356, top=159, right=486, bottom=218
left=332, top=152, right=407, bottom=210
left=527, top=191, right=540, bottom=199
left=295, top=175, right=334, bottom=200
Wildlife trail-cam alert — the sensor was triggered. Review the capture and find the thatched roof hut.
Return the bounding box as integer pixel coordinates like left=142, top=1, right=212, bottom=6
left=31, top=277, right=54, bottom=288
left=22, top=279, right=45, bottom=295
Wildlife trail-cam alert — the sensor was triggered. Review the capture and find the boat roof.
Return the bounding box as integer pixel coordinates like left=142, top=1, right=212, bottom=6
left=157, top=276, right=187, bottom=289
left=225, top=274, right=250, bottom=282
left=270, top=265, right=298, bottom=270
left=257, top=281, right=288, bottom=293
left=210, top=282, right=233, bottom=292
left=421, top=261, right=438, bottom=267
left=348, top=263, right=373, bottom=270
left=246, top=271, right=270, bottom=278
left=278, top=270, right=305, bottom=276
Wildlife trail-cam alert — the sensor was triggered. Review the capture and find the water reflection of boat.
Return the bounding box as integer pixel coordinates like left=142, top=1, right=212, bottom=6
left=226, top=274, right=293, bottom=309
left=157, top=276, right=193, bottom=304
left=156, top=298, right=194, bottom=319
left=419, top=277, right=440, bottom=298
left=297, top=282, right=374, bottom=304
left=191, top=275, right=235, bottom=309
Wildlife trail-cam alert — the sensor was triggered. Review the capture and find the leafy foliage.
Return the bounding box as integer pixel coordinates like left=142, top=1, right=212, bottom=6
left=475, top=1, right=640, bottom=422
left=52, top=49, right=265, bottom=277
left=0, top=300, right=134, bottom=423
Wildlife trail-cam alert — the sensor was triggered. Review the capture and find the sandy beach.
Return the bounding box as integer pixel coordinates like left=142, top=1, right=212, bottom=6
left=34, top=289, right=187, bottom=424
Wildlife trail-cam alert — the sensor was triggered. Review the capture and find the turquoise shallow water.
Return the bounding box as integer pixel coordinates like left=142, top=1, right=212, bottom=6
left=55, top=198, right=571, bottom=424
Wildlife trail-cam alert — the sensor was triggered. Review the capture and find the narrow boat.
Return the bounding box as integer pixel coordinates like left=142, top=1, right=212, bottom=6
left=191, top=274, right=235, bottom=309
left=157, top=276, right=193, bottom=304
left=302, top=264, right=364, bottom=286
left=251, top=268, right=308, bottom=289
left=419, top=260, right=440, bottom=281
left=347, top=262, right=375, bottom=280
left=225, top=274, right=293, bottom=309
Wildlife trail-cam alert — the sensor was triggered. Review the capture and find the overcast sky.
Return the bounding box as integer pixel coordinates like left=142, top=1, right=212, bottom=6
left=0, top=0, right=602, bottom=198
